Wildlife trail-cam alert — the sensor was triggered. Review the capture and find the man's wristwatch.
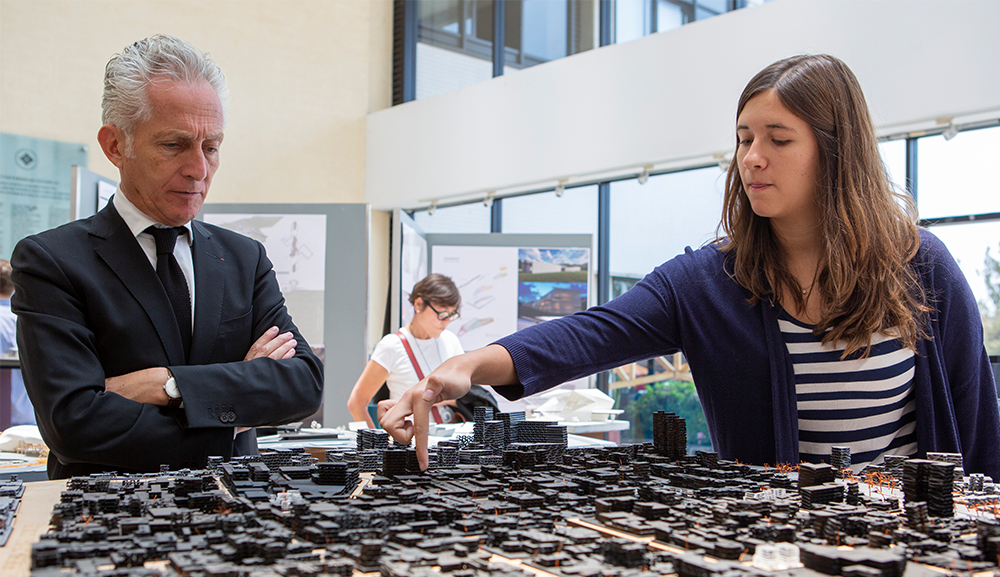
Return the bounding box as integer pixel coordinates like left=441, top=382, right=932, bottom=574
left=163, top=374, right=183, bottom=409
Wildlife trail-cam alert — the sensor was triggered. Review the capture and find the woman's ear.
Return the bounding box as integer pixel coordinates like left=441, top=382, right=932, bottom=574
left=413, top=297, right=424, bottom=312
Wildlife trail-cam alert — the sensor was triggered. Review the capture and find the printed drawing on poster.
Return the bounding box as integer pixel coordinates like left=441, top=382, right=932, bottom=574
left=431, top=246, right=518, bottom=352
left=203, top=214, right=327, bottom=293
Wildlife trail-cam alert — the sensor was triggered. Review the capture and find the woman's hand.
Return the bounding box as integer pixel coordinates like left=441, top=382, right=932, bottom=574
left=378, top=344, right=517, bottom=470
left=378, top=364, right=473, bottom=470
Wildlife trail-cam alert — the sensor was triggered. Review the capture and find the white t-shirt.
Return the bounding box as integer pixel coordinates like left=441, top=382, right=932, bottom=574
left=370, top=327, right=465, bottom=399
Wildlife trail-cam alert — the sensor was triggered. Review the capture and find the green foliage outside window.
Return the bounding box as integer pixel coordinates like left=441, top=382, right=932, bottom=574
left=614, top=380, right=711, bottom=451
left=980, top=244, right=1000, bottom=356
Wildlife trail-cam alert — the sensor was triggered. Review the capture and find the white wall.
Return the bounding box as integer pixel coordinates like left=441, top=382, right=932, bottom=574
left=1, top=0, right=393, bottom=205
left=365, top=0, right=1000, bottom=210
left=1, top=0, right=396, bottom=412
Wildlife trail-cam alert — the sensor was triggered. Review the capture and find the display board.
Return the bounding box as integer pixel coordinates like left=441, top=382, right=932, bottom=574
left=389, top=222, right=593, bottom=410
left=199, top=203, right=370, bottom=427
left=69, top=165, right=115, bottom=221
left=391, top=210, right=429, bottom=332
left=0, top=133, right=88, bottom=259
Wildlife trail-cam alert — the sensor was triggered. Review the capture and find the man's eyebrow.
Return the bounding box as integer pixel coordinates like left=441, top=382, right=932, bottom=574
left=151, top=130, right=224, bottom=140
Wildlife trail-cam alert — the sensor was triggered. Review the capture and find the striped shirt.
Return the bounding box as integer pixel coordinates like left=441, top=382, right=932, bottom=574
left=778, top=309, right=918, bottom=472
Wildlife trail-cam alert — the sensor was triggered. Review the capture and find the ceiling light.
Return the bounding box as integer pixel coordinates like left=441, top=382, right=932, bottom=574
left=942, top=122, right=960, bottom=141
left=428, top=202, right=437, bottom=216
left=554, top=179, right=567, bottom=197
left=637, top=166, right=651, bottom=185
left=483, top=192, right=495, bottom=208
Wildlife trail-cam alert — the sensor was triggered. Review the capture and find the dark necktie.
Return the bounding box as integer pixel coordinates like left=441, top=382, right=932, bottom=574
left=145, top=226, right=192, bottom=360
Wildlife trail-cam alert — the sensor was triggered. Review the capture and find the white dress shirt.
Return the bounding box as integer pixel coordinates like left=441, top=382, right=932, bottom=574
left=113, top=189, right=196, bottom=329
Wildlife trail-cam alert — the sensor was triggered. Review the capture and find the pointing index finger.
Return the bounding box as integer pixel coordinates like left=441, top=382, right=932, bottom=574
left=414, top=380, right=440, bottom=470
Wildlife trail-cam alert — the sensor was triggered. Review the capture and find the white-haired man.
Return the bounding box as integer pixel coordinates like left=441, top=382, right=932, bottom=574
left=11, top=35, right=323, bottom=479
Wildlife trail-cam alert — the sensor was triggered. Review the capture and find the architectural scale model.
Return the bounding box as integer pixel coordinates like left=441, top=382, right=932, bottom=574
left=22, top=410, right=1000, bottom=577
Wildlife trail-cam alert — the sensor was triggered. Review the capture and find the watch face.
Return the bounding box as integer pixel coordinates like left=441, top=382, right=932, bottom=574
left=165, top=377, right=181, bottom=399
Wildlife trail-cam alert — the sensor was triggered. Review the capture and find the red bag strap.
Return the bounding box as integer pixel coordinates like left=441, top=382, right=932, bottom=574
left=396, top=330, right=443, bottom=424
left=396, top=330, right=425, bottom=380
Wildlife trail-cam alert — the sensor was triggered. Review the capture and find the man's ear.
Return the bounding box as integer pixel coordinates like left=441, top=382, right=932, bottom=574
left=97, top=125, right=127, bottom=169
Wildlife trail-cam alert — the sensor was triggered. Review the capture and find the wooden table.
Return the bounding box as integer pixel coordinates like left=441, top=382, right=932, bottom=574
left=0, top=480, right=64, bottom=577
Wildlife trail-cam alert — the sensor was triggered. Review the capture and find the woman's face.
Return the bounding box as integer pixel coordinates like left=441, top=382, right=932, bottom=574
left=736, top=89, right=822, bottom=229
left=411, top=298, right=458, bottom=338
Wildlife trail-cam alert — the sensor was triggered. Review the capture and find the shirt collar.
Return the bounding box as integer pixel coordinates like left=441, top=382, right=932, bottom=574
left=113, top=187, right=193, bottom=245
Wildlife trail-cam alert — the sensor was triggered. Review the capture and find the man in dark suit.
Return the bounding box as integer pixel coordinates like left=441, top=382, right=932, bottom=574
left=10, top=34, right=323, bottom=479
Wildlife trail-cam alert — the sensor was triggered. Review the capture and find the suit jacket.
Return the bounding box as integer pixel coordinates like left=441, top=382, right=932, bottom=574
left=11, top=200, right=324, bottom=478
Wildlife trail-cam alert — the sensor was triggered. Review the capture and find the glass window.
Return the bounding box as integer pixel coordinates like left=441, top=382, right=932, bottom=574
left=609, top=166, right=726, bottom=297
left=521, top=0, right=568, bottom=63
left=616, top=0, right=733, bottom=42
left=917, top=126, right=1000, bottom=219
left=656, top=0, right=685, bottom=32
left=415, top=0, right=595, bottom=94
left=417, top=0, right=494, bottom=100
left=695, top=0, right=728, bottom=18
left=878, top=138, right=908, bottom=195
left=471, top=0, right=493, bottom=41
left=615, top=0, right=651, bottom=44
left=411, top=202, right=492, bottom=233
left=508, top=0, right=595, bottom=69
left=701, top=0, right=729, bottom=11
left=420, top=0, right=464, bottom=34
left=616, top=378, right=711, bottom=450
left=926, top=221, right=1000, bottom=356
left=502, top=185, right=600, bottom=303
left=609, top=166, right=722, bottom=451
left=416, top=43, right=493, bottom=100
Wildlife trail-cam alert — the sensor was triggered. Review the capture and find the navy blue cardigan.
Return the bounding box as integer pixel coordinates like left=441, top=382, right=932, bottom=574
left=495, top=229, right=1000, bottom=479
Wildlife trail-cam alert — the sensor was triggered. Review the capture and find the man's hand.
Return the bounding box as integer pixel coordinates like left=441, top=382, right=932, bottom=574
left=105, top=367, right=173, bottom=405
left=105, top=325, right=297, bottom=406
left=244, top=326, right=297, bottom=361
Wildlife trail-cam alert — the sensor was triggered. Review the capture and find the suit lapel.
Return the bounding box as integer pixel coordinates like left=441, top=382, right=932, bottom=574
left=90, top=202, right=188, bottom=365
left=189, top=220, right=225, bottom=365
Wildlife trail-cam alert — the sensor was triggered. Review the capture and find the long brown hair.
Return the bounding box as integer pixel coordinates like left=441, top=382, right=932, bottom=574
left=719, top=54, right=928, bottom=356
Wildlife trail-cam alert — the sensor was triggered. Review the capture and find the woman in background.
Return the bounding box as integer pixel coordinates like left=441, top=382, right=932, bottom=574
left=348, top=274, right=463, bottom=428
left=380, top=54, right=1000, bottom=478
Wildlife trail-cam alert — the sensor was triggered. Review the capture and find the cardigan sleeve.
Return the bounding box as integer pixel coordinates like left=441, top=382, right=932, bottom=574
left=919, top=229, right=1000, bottom=479
left=494, top=246, right=724, bottom=399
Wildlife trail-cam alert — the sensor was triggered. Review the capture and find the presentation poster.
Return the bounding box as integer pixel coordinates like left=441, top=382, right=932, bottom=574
left=203, top=213, right=327, bottom=345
